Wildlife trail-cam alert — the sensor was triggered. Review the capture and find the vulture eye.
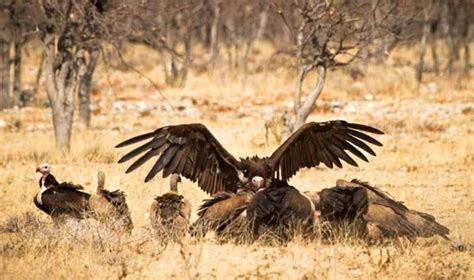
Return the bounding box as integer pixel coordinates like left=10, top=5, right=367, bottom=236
left=243, top=169, right=249, bottom=176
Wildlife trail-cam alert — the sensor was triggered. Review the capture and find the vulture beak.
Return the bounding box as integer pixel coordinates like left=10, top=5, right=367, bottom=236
left=35, top=167, right=41, bottom=173
left=251, top=176, right=265, bottom=189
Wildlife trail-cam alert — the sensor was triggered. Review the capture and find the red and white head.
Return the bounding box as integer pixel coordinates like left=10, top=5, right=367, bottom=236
left=36, top=163, right=51, bottom=176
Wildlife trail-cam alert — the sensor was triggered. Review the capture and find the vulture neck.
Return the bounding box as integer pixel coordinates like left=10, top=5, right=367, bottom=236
left=40, top=173, right=59, bottom=188
left=96, top=171, right=106, bottom=194
left=37, top=174, right=59, bottom=206
left=169, top=174, right=180, bottom=193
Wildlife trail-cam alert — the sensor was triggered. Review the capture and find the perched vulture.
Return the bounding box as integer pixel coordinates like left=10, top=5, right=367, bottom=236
left=115, top=121, right=383, bottom=195
left=247, top=180, right=317, bottom=239
left=191, top=189, right=253, bottom=238
left=33, top=163, right=91, bottom=223
left=150, top=174, right=192, bottom=239
left=308, top=179, right=450, bottom=242
left=89, top=171, right=133, bottom=233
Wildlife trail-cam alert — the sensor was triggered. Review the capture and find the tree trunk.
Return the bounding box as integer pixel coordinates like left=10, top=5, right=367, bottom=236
left=293, top=21, right=306, bottom=117
left=13, top=40, right=22, bottom=107
left=416, top=7, right=431, bottom=83
left=33, top=52, right=45, bottom=97
left=209, top=0, right=220, bottom=64
left=430, top=39, right=440, bottom=76
left=51, top=104, right=74, bottom=152
left=179, top=35, right=191, bottom=87
left=294, top=65, right=326, bottom=131
left=464, top=42, right=471, bottom=74
left=1, top=41, right=10, bottom=110
left=445, top=1, right=458, bottom=76
left=256, top=8, right=268, bottom=40
left=78, top=49, right=99, bottom=127
left=43, top=33, right=78, bottom=152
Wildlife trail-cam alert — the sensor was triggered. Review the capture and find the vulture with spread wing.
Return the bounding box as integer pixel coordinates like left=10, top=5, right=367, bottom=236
left=306, top=179, right=450, bottom=242
left=150, top=174, right=192, bottom=239
left=89, top=171, right=133, bottom=233
left=116, top=121, right=383, bottom=195
left=34, top=163, right=91, bottom=223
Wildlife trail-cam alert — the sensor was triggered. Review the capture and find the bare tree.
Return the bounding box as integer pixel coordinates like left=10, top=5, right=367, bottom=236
left=0, top=1, right=14, bottom=109
left=0, top=40, right=9, bottom=110
left=209, top=0, right=221, bottom=64
left=274, top=0, right=415, bottom=131
left=131, top=0, right=203, bottom=87
left=0, top=0, right=38, bottom=109
left=416, top=0, right=441, bottom=83
left=78, top=48, right=99, bottom=127
left=36, top=0, right=103, bottom=151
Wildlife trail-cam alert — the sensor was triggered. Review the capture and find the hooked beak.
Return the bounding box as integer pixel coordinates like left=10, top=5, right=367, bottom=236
left=36, top=167, right=41, bottom=173
left=251, top=176, right=265, bottom=189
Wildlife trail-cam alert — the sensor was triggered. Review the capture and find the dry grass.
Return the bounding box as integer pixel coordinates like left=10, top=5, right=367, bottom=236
left=0, top=42, right=473, bottom=279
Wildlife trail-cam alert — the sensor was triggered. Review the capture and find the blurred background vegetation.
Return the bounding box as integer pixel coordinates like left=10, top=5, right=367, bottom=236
left=0, top=0, right=472, bottom=151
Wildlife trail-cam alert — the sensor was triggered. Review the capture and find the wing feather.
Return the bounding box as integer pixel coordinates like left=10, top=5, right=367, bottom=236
left=115, top=131, right=159, bottom=148
left=145, top=145, right=179, bottom=182
left=116, top=124, right=241, bottom=194
left=270, top=121, right=383, bottom=180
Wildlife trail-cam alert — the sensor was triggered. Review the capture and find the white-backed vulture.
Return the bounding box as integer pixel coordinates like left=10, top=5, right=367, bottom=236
left=150, top=174, right=192, bottom=239
left=89, top=171, right=133, bottom=233
left=309, top=179, right=450, bottom=242
left=191, top=190, right=253, bottom=238
left=247, top=180, right=317, bottom=239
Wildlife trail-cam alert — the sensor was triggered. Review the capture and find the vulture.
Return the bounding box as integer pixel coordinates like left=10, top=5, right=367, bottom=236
left=89, top=171, right=133, bottom=233
left=191, top=189, right=253, bottom=238
left=246, top=180, right=317, bottom=239
left=115, top=121, right=384, bottom=195
left=307, top=179, right=450, bottom=242
left=34, top=163, right=91, bottom=223
left=149, top=174, right=192, bottom=239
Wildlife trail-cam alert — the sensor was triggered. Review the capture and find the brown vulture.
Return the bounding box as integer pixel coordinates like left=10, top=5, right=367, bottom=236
left=89, top=171, right=133, bottom=233
left=115, top=121, right=384, bottom=195
left=191, top=189, right=253, bottom=238
left=246, top=180, right=317, bottom=239
left=34, top=163, right=91, bottom=223
left=307, top=179, right=450, bottom=242
left=150, top=174, right=192, bottom=239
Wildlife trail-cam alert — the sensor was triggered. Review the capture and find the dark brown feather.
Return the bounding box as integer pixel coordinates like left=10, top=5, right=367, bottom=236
left=150, top=192, right=192, bottom=238
left=116, top=124, right=241, bottom=195
left=35, top=185, right=91, bottom=220
left=318, top=179, right=450, bottom=241
left=247, top=180, right=316, bottom=239
left=269, top=121, right=383, bottom=180
left=192, top=191, right=252, bottom=237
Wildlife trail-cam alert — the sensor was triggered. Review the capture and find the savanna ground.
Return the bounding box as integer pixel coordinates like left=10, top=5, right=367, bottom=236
left=0, top=43, right=473, bottom=279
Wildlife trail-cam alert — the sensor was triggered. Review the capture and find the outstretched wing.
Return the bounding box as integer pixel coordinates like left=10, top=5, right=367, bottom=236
left=116, top=123, right=241, bottom=195
left=269, top=121, right=384, bottom=180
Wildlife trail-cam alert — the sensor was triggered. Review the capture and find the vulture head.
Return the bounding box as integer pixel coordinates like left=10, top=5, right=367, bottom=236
left=35, top=163, right=59, bottom=188
left=36, top=163, right=51, bottom=175
left=238, top=156, right=273, bottom=190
